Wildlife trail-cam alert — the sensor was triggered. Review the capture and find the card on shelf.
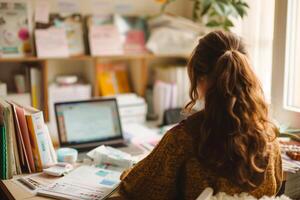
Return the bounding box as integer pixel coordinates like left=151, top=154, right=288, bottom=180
left=89, top=25, right=123, bottom=56
left=35, top=28, right=69, bottom=58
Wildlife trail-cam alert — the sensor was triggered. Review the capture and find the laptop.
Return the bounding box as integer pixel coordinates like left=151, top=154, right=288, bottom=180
left=54, top=98, right=144, bottom=159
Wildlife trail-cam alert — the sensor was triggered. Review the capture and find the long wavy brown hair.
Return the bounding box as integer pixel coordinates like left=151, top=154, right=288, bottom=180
left=185, top=31, right=276, bottom=190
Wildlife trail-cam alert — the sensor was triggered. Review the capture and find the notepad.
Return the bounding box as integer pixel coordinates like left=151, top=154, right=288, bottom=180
left=37, top=165, right=121, bottom=200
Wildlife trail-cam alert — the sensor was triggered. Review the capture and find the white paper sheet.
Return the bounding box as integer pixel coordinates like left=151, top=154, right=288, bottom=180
left=37, top=165, right=121, bottom=200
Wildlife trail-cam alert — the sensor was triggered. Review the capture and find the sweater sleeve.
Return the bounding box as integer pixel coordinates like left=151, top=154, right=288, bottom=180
left=118, top=125, right=192, bottom=200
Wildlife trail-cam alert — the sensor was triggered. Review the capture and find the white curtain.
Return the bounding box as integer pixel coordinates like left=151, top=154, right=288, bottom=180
left=231, top=0, right=275, bottom=102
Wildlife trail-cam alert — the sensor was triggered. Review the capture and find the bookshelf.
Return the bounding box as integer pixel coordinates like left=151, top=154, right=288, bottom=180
left=0, top=53, right=189, bottom=122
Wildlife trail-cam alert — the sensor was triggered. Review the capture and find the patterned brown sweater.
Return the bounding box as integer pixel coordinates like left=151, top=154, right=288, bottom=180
left=118, top=114, right=283, bottom=200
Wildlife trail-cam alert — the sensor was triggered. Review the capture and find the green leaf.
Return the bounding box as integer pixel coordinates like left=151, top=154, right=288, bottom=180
left=224, top=18, right=234, bottom=27
left=200, top=0, right=212, bottom=16
left=201, top=3, right=212, bottom=16
left=206, top=20, right=221, bottom=27
left=235, top=5, right=247, bottom=18
left=209, top=10, right=218, bottom=17
left=212, top=2, right=225, bottom=16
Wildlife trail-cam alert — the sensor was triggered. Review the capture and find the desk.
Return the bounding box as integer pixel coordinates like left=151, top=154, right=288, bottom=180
left=0, top=176, right=121, bottom=200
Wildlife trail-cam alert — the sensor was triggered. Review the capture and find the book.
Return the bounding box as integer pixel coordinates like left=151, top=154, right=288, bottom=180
left=0, top=99, right=17, bottom=179
left=10, top=102, right=29, bottom=173
left=114, top=64, right=131, bottom=93
left=153, top=65, right=189, bottom=108
left=29, top=67, right=42, bottom=110
left=97, top=64, right=116, bottom=96
left=0, top=125, right=6, bottom=179
left=15, top=105, right=35, bottom=173
left=25, top=108, right=55, bottom=170
left=97, top=63, right=131, bottom=96
left=7, top=102, right=21, bottom=175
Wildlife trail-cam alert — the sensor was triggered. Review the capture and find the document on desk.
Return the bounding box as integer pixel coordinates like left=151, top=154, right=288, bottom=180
left=37, top=165, right=121, bottom=200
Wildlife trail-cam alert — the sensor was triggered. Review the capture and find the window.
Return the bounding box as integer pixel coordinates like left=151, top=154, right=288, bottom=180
left=271, top=0, right=300, bottom=128
left=234, top=0, right=300, bottom=128
left=284, top=0, right=300, bottom=112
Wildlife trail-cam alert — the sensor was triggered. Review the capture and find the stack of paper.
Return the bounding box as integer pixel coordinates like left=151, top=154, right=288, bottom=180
left=0, top=98, right=56, bottom=180
left=113, top=93, right=147, bottom=126
left=37, top=165, right=121, bottom=200
left=280, top=142, right=300, bottom=173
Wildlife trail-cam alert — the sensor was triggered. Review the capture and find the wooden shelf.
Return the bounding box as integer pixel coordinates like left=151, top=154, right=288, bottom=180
left=0, top=53, right=189, bottom=63
left=0, top=52, right=190, bottom=122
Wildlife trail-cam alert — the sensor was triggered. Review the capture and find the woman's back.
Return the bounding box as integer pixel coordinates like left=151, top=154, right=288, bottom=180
left=119, top=113, right=282, bottom=199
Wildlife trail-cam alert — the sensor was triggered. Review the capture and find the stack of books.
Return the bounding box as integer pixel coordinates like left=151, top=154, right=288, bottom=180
left=115, top=93, right=147, bottom=126
left=152, top=65, right=190, bottom=123
left=0, top=98, right=56, bottom=180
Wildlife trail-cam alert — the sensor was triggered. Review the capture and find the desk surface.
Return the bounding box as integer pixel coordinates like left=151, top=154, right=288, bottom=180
left=1, top=178, right=50, bottom=200
left=1, top=177, right=120, bottom=200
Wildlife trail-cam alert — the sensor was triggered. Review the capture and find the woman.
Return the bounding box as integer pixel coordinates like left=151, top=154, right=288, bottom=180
left=118, top=31, right=283, bottom=199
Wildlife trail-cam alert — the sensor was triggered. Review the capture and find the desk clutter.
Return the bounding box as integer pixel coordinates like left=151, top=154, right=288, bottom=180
left=0, top=98, right=56, bottom=180
left=280, top=140, right=300, bottom=173
left=16, top=165, right=122, bottom=200
left=13, top=144, right=142, bottom=200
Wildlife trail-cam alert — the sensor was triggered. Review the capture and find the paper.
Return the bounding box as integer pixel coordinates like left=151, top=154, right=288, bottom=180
left=89, top=25, right=123, bottom=56
left=35, top=0, right=50, bottom=23
left=37, top=165, right=121, bottom=200
left=35, top=28, right=69, bottom=58
left=87, top=145, right=134, bottom=168
left=14, top=173, right=59, bottom=194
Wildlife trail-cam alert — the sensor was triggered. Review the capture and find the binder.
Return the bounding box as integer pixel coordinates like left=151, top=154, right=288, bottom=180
left=0, top=126, right=6, bottom=179
left=0, top=99, right=17, bottom=179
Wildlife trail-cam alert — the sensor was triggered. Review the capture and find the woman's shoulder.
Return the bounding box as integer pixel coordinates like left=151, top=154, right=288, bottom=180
left=180, top=111, right=205, bottom=136
left=160, top=112, right=204, bottom=152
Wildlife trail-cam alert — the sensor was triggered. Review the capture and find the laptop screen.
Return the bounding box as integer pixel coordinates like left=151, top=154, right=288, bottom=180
left=55, top=99, right=123, bottom=146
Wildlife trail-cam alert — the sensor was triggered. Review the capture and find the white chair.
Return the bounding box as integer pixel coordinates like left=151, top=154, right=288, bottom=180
left=195, top=187, right=214, bottom=200
left=195, top=188, right=291, bottom=200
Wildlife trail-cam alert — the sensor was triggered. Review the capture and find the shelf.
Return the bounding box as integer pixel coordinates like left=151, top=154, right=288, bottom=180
left=0, top=53, right=190, bottom=63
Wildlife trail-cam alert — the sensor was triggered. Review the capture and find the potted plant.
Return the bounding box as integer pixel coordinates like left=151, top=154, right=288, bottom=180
left=157, top=0, right=249, bottom=31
